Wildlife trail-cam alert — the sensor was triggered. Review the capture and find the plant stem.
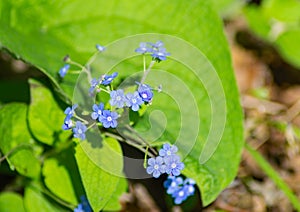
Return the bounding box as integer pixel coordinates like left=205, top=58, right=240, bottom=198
left=245, top=143, right=300, bottom=211
left=140, top=60, right=155, bottom=84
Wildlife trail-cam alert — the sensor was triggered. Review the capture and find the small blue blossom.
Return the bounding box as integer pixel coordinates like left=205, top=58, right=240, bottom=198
left=99, top=110, right=118, bottom=128
left=96, top=44, right=106, bottom=52
left=126, top=91, right=144, bottom=111
left=183, top=178, right=196, bottom=196
left=59, top=64, right=70, bottom=78
left=146, top=156, right=166, bottom=178
left=163, top=176, right=196, bottom=204
left=72, top=121, right=87, bottom=140
left=64, top=104, right=78, bottom=117
left=89, top=78, right=100, bottom=94
left=110, top=89, right=126, bottom=108
left=62, top=115, right=73, bottom=130
left=74, top=196, right=92, bottom=212
left=159, top=143, right=178, bottom=158
left=152, top=47, right=170, bottom=61
left=172, top=185, right=191, bottom=204
left=138, top=84, right=153, bottom=102
left=164, top=155, right=184, bottom=176
left=151, top=41, right=164, bottom=49
left=135, top=42, right=152, bottom=54
left=101, top=72, right=118, bottom=85
left=91, top=103, right=104, bottom=121
left=163, top=175, right=183, bottom=195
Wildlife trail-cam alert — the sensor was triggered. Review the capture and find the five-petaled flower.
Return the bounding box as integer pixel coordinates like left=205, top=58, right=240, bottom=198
left=126, top=91, right=144, bottom=111
left=72, top=121, right=87, bottom=140
left=164, top=155, right=184, bottom=176
left=159, top=143, right=178, bottom=157
left=101, top=72, right=118, bottom=85
left=110, top=89, right=126, bottom=108
left=151, top=47, right=170, bottom=61
left=138, top=84, right=153, bottom=102
left=146, top=156, right=166, bottom=178
left=163, top=176, right=196, bottom=204
left=135, top=42, right=152, bottom=54
left=59, top=64, right=70, bottom=78
left=91, top=103, right=104, bottom=121
left=99, top=110, right=118, bottom=128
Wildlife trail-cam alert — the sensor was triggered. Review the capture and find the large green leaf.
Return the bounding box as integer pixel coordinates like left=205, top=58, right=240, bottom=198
left=28, top=79, right=71, bottom=145
left=0, top=0, right=243, bottom=206
left=0, top=192, right=25, bottom=212
left=75, top=136, right=124, bottom=211
left=42, top=147, right=83, bottom=205
left=0, top=103, right=41, bottom=178
left=103, top=177, right=127, bottom=211
left=24, top=186, right=67, bottom=212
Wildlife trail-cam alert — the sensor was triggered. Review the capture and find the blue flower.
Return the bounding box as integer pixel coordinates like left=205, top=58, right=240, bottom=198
left=135, top=42, right=152, bottom=54
left=146, top=156, right=166, bottom=178
left=64, top=104, right=78, bottom=117
left=159, top=143, right=178, bottom=158
left=164, top=155, right=184, bottom=176
left=99, top=110, right=118, bottom=128
left=72, top=121, right=87, bottom=140
left=89, top=78, right=100, bottom=94
left=172, top=185, right=191, bottom=204
left=96, top=44, right=106, bottom=52
left=163, top=176, right=196, bottom=204
left=74, top=196, right=92, bottom=212
left=62, top=115, right=73, bottom=130
left=151, top=47, right=170, bottom=61
left=62, top=104, right=78, bottom=130
left=183, top=178, right=196, bottom=196
left=163, top=175, right=183, bottom=195
left=91, top=103, right=104, bottom=121
left=151, top=41, right=164, bottom=49
left=101, top=72, right=118, bottom=85
left=59, top=64, right=70, bottom=78
left=138, top=84, right=153, bottom=102
left=126, top=91, right=144, bottom=111
left=109, top=89, right=126, bottom=108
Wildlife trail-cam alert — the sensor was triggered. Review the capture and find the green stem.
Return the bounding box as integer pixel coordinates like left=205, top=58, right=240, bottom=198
left=123, top=125, right=158, bottom=155
left=245, top=143, right=300, bottom=211
left=140, top=60, right=155, bottom=84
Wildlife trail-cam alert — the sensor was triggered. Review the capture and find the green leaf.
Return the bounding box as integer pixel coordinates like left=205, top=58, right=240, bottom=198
left=24, top=186, right=67, bottom=212
left=264, top=0, right=300, bottom=23
left=0, top=103, right=41, bottom=178
left=28, top=79, right=71, bottom=145
left=0, top=0, right=244, bottom=206
left=75, top=135, right=123, bottom=211
left=0, top=192, right=25, bottom=212
left=103, top=177, right=127, bottom=211
left=275, top=29, right=300, bottom=68
left=42, top=147, right=83, bottom=205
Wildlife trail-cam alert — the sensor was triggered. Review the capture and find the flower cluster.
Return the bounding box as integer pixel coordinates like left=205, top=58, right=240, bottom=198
left=60, top=41, right=168, bottom=140
left=164, top=176, right=196, bottom=204
left=146, top=143, right=195, bottom=204
left=74, top=196, right=92, bottom=212
left=146, top=143, right=184, bottom=178
left=135, top=41, right=170, bottom=62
